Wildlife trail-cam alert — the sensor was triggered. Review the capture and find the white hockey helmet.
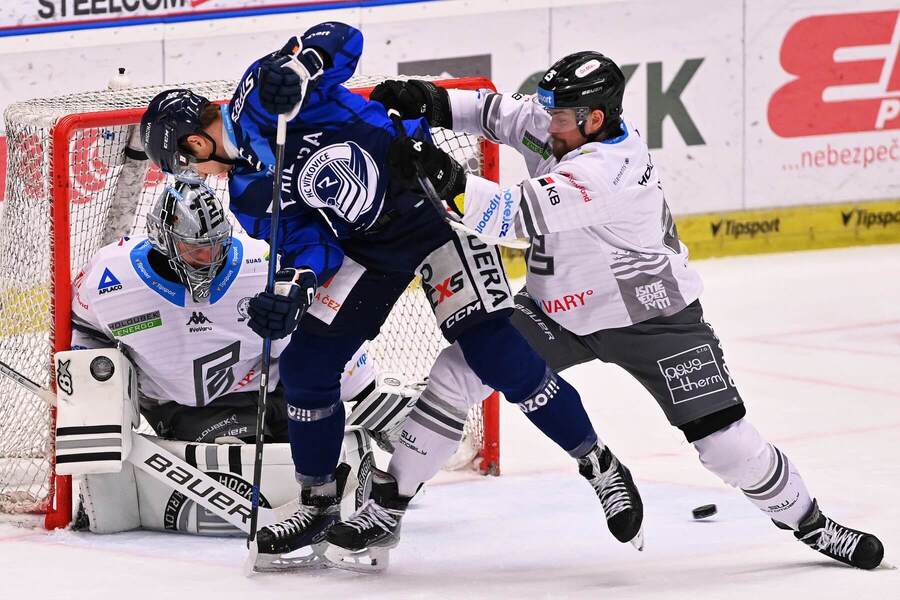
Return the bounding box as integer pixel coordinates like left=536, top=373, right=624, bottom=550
left=146, top=180, right=233, bottom=301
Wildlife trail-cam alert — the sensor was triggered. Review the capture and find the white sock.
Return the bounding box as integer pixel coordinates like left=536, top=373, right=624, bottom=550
left=387, top=384, right=470, bottom=497
left=694, top=418, right=813, bottom=529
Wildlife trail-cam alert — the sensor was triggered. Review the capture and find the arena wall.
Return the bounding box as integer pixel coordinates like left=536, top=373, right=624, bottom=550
left=1, top=0, right=897, bottom=257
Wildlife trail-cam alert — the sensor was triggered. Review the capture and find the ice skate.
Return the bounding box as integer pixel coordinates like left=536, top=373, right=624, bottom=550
left=249, top=466, right=348, bottom=573
left=787, top=499, right=886, bottom=570
left=577, top=444, right=644, bottom=550
left=324, top=469, right=412, bottom=572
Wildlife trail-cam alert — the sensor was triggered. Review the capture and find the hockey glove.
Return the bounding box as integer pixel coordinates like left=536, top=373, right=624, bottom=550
left=388, top=137, right=467, bottom=216
left=257, top=36, right=326, bottom=116
left=371, top=80, right=453, bottom=128
left=247, top=268, right=317, bottom=340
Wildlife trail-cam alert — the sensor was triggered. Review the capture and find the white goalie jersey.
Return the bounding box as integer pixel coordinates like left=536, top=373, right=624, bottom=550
left=449, top=89, right=704, bottom=334
left=71, top=234, right=289, bottom=408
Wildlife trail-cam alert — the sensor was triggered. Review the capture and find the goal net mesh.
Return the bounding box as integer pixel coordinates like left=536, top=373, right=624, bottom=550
left=0, top=75, right=498, bottom=522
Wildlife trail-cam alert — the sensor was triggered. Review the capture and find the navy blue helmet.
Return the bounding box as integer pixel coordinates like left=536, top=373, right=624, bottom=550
left=140, top=89, right=210, bottom=175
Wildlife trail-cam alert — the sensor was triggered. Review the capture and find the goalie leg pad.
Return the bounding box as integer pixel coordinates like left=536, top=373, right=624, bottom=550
left=345, top=371, right=424, bottom=451
left=77, top=463, right=140, bottom=534
left=339, top=343, right=377, bottom=403
left=77, top=436, right=298, bottom=536
left=341, top=428, right=375, bottom=513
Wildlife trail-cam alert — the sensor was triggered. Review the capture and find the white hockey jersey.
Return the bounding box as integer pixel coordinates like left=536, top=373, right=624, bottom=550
left=449, top=89, right=704, bottom=334
left=71, top=234, right=288, bottom=408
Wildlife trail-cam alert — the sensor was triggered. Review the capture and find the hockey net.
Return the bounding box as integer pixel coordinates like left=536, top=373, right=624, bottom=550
left=0, top=75, right=501, bottom=529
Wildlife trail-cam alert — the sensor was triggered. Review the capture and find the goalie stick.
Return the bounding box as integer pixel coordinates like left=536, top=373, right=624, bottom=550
left=0, top=358, right=57, bottom=406
left=387, top=110, right=529, bottom=250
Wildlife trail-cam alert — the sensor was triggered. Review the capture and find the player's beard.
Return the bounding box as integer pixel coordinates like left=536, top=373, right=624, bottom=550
left=550, top=136, right=574, bottom=160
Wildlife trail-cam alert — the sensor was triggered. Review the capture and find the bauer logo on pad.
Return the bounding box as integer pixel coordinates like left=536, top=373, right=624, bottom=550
left=657, top=344, right=728, bottom=404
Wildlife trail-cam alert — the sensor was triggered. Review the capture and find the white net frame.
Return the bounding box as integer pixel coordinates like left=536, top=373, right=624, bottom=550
left=0, top=75, right=500, bottom=527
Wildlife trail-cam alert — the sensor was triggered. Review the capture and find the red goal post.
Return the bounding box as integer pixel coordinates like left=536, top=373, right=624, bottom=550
left=0, top=75, right=501, bottom=530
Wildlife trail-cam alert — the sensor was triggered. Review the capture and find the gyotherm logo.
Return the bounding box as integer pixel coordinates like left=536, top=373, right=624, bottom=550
left=769, top=10, right=900, bottom=138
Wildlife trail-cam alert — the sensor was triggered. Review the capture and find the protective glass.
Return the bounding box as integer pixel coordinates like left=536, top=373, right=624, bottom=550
left=544, top=106, right=591, bottom=134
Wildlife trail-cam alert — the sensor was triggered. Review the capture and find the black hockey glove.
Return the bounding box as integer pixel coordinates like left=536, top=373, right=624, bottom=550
left=371, top=79, right=453, bottom=128
left=388, top=137, right=467, bottom=215
left=257, top=37, right=327, bottom=116
left=247, top=268, right=317, bottom=340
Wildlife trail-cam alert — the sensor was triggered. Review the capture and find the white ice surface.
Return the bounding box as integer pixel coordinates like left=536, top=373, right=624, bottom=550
left=2, top=244, right=899, bottom=599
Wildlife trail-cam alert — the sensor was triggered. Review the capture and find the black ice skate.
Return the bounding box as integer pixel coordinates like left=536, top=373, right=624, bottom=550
left=577, top=444, right=644, bottom=550
left=324, top=469, right=412, bottom=572
left=248, top=465, right=348, bottom=573
left=788, top=499, right=886, bottom=570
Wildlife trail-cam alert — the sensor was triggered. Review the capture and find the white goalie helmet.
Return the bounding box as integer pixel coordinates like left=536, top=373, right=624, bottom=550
left=146, top=179, right=233, bottom=301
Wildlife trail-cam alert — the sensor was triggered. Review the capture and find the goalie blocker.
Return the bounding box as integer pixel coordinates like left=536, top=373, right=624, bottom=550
left=56, top=347, right=422, bottom=535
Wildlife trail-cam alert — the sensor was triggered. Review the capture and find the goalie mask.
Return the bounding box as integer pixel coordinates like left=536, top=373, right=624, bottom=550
left=146, top=180, right=233, bottom=302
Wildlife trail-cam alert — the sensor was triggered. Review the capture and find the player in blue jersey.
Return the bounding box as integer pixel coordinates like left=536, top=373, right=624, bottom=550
left=140, top=21, right=643, bottom=571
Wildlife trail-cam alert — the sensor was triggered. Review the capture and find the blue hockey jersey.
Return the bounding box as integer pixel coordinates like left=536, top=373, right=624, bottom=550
left=222, top=21, right=448, bottom=280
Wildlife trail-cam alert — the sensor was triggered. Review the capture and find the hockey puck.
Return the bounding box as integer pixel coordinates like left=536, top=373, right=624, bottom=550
left=692, top=504, right=717, bottom=520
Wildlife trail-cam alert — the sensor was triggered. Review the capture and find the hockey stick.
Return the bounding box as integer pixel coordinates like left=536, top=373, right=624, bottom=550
left=387, top=110, right=529, bottom=250
left=246, top=112, right=289, bottom=552
left=245, top=81, right=312, bottom=572
left=0, top=358, right=56, bottom=406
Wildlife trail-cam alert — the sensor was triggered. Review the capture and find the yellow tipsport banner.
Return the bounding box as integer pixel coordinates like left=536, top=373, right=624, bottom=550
left=500, top=198, right=900, bottom=275
left=676, top=199, right=900, bottom=259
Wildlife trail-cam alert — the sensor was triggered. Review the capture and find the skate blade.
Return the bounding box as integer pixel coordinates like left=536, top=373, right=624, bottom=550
left=875, top=559, right=897, bottom=570
left=248, top=542, right=330, bottom=573
left=629, top=526, right=645, bottom=551
left=324, top=543, right=391, bottom=573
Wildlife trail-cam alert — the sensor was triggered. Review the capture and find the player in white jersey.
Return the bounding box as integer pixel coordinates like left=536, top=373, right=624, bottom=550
left=328, top=52, right=886, bottom=570
left=71, top=180, right=374, bottom=443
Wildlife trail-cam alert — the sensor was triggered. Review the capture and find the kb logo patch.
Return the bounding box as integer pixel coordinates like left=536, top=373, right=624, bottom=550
left=657, top=344, right=727, bottom=404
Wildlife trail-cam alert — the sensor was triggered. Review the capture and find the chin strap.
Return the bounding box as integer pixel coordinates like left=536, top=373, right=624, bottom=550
left=192, top=131, right=238, bottom=167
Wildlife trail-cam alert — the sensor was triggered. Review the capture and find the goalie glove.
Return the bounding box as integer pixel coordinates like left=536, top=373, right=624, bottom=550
left=258, top=36, right=327, bottom=116
left=247, top=268, right=317, bottom=340
left=371, top=79, right=452, bottom=128
left=388, top=137, right=467, bottom=217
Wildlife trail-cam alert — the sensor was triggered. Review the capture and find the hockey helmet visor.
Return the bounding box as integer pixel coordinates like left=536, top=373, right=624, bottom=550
left=537, top=51, right=626, bottom=134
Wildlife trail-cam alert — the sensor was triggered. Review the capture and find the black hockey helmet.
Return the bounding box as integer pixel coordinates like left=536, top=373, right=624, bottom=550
left=141, top=89, right=211, bottom=175
left=536, top=51, right=626, bottom=137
